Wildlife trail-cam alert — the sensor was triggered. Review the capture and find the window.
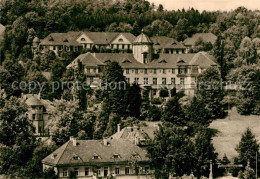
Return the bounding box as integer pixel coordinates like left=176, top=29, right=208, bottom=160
left=63, top=168, right=68, bottom=177
left=32, top=114, right=36, bottom=120
left=73, top=155, right=80, bottom=160
left=104, top=167, right=108, bottom=177
left=180, top=78, right=185, bottom=85
left=113, top=154, right=120, bottom=159
left=74, top=168, right=79, bottom=176
left=134, top=78, right=139, bottom=84
left=81, top=38, right=86, bottom=41
left=145, top=167, right=150, bottom=174
left=119, top=38, right=123, bottom=42
left=90, top=77, right=94, bottom=84
left=144, top=69, right=147, bottom=74
left=115, top=168, right=120, bottom=175
left=93, top=155, right=99, bottom=159
left=126, top=69, right=129, bottom=74
left=38, top=114, right=42, bottom=120
left=162, top=78, right=166, bottom=85
left=97, top=168, right=101, bottom=175
left=85, top=168, right=89, bottom=176
left=153, top=78, right=157, bottom=85
left=135, top=69, right=138, bottom=74
left=172, top=68, right=175, bottom=74
left=163, top=69, right=166, bottom=74
left=154, top=69, right=157, bottom=74
left=53, top=46, right=56, bottom=50
left=135, top=167, right=139, bottom=175
left=144, top=78, right=148, bottom=85
left=126, top=78, right=130, bottom=83
left=171, top=78, right=175, bottom=85
left=87, top=68, right=90, bottom=73
left=125, top=167, right=130, bottom=175
left=122, top=44, right=125, bottom=49
left=93, top=68, right=96, bottom=73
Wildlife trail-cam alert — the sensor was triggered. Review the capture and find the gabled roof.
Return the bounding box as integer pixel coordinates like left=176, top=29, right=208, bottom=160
left=151, top=36, right=186, bottom=50
left=67, top=52, right=104, bottom=68
left=189, top=52, right=218, bottom=68
left=42, top=139, right=149, bottom=166
left=184, top=33, right=217, bottom=46
left=111, top=126, right=157, bottom=144
left=40, top=32, right=81, bottom=46
left=83, top=32, right=118, bottom=45
left=110, top=33, right=136, bottom=43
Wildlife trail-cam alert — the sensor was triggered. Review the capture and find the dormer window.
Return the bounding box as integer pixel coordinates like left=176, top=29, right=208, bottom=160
left=159, top=59, right=167, bottom=63
left=72, top=155, right=80, bottom=160
left=63, top=39, right=69, bottom=42
left=112, top=154, right=121, bottom=159
left=122, top=59, right=131, bottom=63
left=81, top=38, right=86, bottom=41
left=49, top=36, right=54, bottom=41
left=104, top=59, right=111, bottom=63
left=172, top=42, right=177, bottom=45
left=177, top=58, right=185, bottom=63
left=51, top=153, right=57, bottom=159
left=119, top=38, right=123, bottom=42
left=92, top=153, right=101, bottom=159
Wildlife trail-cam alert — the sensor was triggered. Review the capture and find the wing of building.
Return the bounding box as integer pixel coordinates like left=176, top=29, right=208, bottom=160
left=42, top=137, right=152, bottom=178
left=183, top=32, right=217, bottom=48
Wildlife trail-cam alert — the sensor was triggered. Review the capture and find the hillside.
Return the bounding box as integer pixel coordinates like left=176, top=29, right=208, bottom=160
left=210, top=107, right=260, bottom=161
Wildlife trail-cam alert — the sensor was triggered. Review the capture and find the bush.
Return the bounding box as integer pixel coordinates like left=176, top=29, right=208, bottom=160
left=151, top=98, right=162, bottom=104
left=148, top=105, right=162, bottom=121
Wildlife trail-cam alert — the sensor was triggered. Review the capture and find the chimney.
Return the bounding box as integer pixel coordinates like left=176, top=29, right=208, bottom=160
left=117, top=124, right=120, bottom=133
left=103, top=138, right=108, bottom=146
left=70, top=136, right=77, bottom=146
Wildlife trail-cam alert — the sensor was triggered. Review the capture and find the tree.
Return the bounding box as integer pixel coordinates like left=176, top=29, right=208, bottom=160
left=162, top=96, right=186, bottom=126
left=0, top=96, right=36, bottom=174
left=159, top=88, right=169, bottom=101
left=102, top=62, right=127, bottom=117
left=103, top=113, right=120, bottom=138
left=42, top=167, right=58, bottom=179
left=147, top=105, right=162, bottom=121
left=125, top=83, right=142, bottom=118
left=193, top=127, right=218, bottom=178
left=197, top=67, right=225, bottom=119
left=236, top=128, right=260, bottom=170
left=238, top=162, right=255, bottom=179
left=184, top=96, right=211, bottom=133
left=147, top=123, right=195, bottom=178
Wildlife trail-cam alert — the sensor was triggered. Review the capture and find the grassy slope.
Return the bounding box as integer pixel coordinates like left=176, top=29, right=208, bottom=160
left=209, top=107, right=260, bottom=161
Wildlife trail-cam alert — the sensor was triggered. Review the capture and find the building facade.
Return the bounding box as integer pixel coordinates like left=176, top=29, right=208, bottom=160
left=67, top=32, right=218, bottom=97
left=42, top=137, right=152, bottom=179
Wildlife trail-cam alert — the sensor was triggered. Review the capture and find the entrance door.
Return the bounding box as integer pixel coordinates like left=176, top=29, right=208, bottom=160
left=104, top=167, right=108, bottom=177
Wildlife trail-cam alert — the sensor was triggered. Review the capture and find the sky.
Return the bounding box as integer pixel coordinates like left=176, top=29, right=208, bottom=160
left=147, top=0, right=260, bottom=12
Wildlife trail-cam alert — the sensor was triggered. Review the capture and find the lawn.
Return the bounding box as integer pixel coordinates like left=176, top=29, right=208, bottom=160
left=209, top=107, right=260, bottom=161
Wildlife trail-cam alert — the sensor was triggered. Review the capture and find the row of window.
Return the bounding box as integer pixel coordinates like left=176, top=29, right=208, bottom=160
left=111, top=44, right=131, bottom=50
left=62, top=166, right=150, bottom=177
left=126, top=77, right=185, bottom=85
left=125, top=68, right=176, bottom=74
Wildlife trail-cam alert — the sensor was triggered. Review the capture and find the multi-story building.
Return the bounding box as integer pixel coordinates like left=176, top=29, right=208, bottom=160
left=42, top=137, right=152, bottom=179
left=32, top=31, right=188, bottom=56
left=67, top=31, right=218, bottom=97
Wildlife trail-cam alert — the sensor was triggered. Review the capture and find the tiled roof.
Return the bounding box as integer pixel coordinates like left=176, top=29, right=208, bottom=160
left=151, top=36, right=186, bottom=50
left=110, top=33, right=136, bottom=43
left=111, top=126, right=157, bottom=145
left=189, top=52, right=218, bottom=68
left=42, top=139, right=149, bottom=166
left=40, top=32, right=81, bottom=46
left=67, top=52, right=217, bottom=69
left=184, top=33, right=217, bottom=46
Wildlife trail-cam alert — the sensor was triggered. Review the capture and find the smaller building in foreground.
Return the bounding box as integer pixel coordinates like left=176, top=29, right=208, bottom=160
left=42, top=137, right=152, bottom=178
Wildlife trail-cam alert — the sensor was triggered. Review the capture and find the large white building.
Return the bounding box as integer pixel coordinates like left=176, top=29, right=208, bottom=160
left=67, top=31, right=218, bottom=97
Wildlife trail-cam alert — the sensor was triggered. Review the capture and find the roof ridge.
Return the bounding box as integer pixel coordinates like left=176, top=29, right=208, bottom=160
left=56, top=141, right=70, bottom=165
left=90, top=53, right=105, bottom=65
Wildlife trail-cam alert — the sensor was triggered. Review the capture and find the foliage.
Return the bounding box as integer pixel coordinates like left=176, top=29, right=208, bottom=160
left=42, top=167, right=58, bottom=179
left=147, top=105, right=162, bottom=121
left=125, top=83, right=142, bottom=118
left=197, top=67, right=225, bottom=119
left=236, top=128, right=260, bottom=170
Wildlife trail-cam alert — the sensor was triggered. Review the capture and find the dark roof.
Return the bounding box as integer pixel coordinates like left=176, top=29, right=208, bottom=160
left=42, top=139, right=149, bottom=166
left=184, top=33, right=217, bottom=46
left=151, top=36, right=186, bottom=50
left=189, top=52, right=218, bottom=68
left=26, top=96, right=43, bottom=106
